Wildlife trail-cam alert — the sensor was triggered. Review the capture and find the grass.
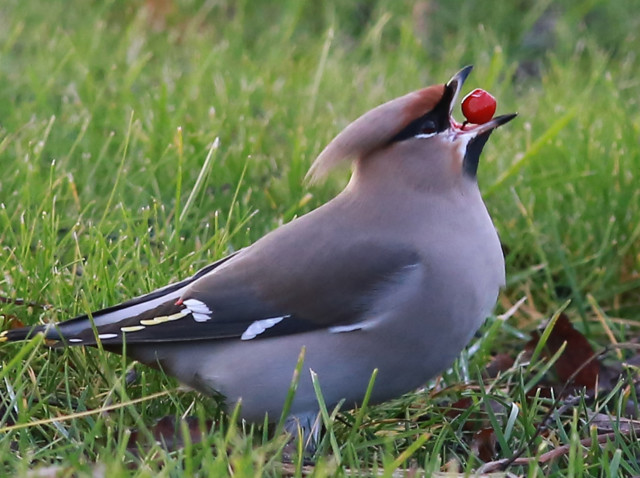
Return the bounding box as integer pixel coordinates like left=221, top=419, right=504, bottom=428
left=1, top=0, right=640, bottom=475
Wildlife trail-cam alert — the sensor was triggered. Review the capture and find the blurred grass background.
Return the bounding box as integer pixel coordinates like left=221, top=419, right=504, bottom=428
left=1, top=0, right=639, bottom=475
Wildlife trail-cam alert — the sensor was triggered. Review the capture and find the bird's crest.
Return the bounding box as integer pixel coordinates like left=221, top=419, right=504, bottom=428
left=306, top=84, right=445, bottom=182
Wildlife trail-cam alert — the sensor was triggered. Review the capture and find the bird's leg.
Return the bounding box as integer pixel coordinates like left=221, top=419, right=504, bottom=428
left=281, top=411, right=322, bottom=462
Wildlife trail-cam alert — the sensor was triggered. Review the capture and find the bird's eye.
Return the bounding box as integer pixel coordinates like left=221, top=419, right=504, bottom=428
left=421, top=120, right=437, bottom=135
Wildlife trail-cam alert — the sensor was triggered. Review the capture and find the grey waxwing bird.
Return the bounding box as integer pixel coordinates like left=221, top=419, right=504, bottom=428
left=2, top=66, right=516, bottom=439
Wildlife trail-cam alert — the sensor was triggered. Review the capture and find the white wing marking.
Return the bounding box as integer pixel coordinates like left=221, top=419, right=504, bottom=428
left=240, top=315, right=289, bottom=341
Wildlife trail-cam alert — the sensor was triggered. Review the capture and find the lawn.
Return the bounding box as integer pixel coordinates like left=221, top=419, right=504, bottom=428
left=1, top=0, right=639, bottom=476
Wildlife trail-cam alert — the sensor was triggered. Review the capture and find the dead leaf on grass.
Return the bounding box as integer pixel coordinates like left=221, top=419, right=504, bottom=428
left=527, top=313, right=601, bottom=391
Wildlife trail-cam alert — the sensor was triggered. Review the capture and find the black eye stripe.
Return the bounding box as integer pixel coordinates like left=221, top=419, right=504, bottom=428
left=389, top=82, right=455, bottom=143
left=389, top=111, right=447, bottom=142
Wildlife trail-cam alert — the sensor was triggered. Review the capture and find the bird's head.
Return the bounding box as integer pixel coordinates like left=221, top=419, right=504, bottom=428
left=306, top=66, right=516, bottom=189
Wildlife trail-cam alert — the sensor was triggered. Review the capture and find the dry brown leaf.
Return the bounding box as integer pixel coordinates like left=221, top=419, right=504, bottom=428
left=527, top=313, right=601, bottom=391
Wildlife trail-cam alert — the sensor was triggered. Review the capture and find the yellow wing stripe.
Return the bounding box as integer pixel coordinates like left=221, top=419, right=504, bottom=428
left=139, top=309, right=189, bottom=326
left=120, top=325, right=146, bottom=333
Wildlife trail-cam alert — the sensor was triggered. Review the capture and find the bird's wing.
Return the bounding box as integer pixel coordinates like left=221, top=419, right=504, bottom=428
left=7, top=238, right=420, bottom=346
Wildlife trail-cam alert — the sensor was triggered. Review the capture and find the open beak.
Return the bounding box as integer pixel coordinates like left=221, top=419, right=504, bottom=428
left=445, top=65, right=517, bottom=137
left=444, top=66, right=517, bottom=177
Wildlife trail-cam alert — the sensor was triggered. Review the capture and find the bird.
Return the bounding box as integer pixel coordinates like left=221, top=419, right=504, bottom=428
left=2, top=66, right=515, bottom=444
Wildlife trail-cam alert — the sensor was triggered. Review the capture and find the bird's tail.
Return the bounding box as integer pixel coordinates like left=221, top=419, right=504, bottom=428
left=0, top=251, right=239, bottom=346
left=0, top=324, right=47, bottom=342
left=0, top=282, right=188, bottom=346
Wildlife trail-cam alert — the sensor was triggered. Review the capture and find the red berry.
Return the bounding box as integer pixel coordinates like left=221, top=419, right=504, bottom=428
left=461, top=89, right=497, bottom=124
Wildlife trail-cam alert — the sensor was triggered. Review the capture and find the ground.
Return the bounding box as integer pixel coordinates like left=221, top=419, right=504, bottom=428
left=0, top=0, right=639, bottom=476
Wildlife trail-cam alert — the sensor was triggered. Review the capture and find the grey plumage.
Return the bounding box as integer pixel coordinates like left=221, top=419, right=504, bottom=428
left=2, top=66, right=515, bottom=427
